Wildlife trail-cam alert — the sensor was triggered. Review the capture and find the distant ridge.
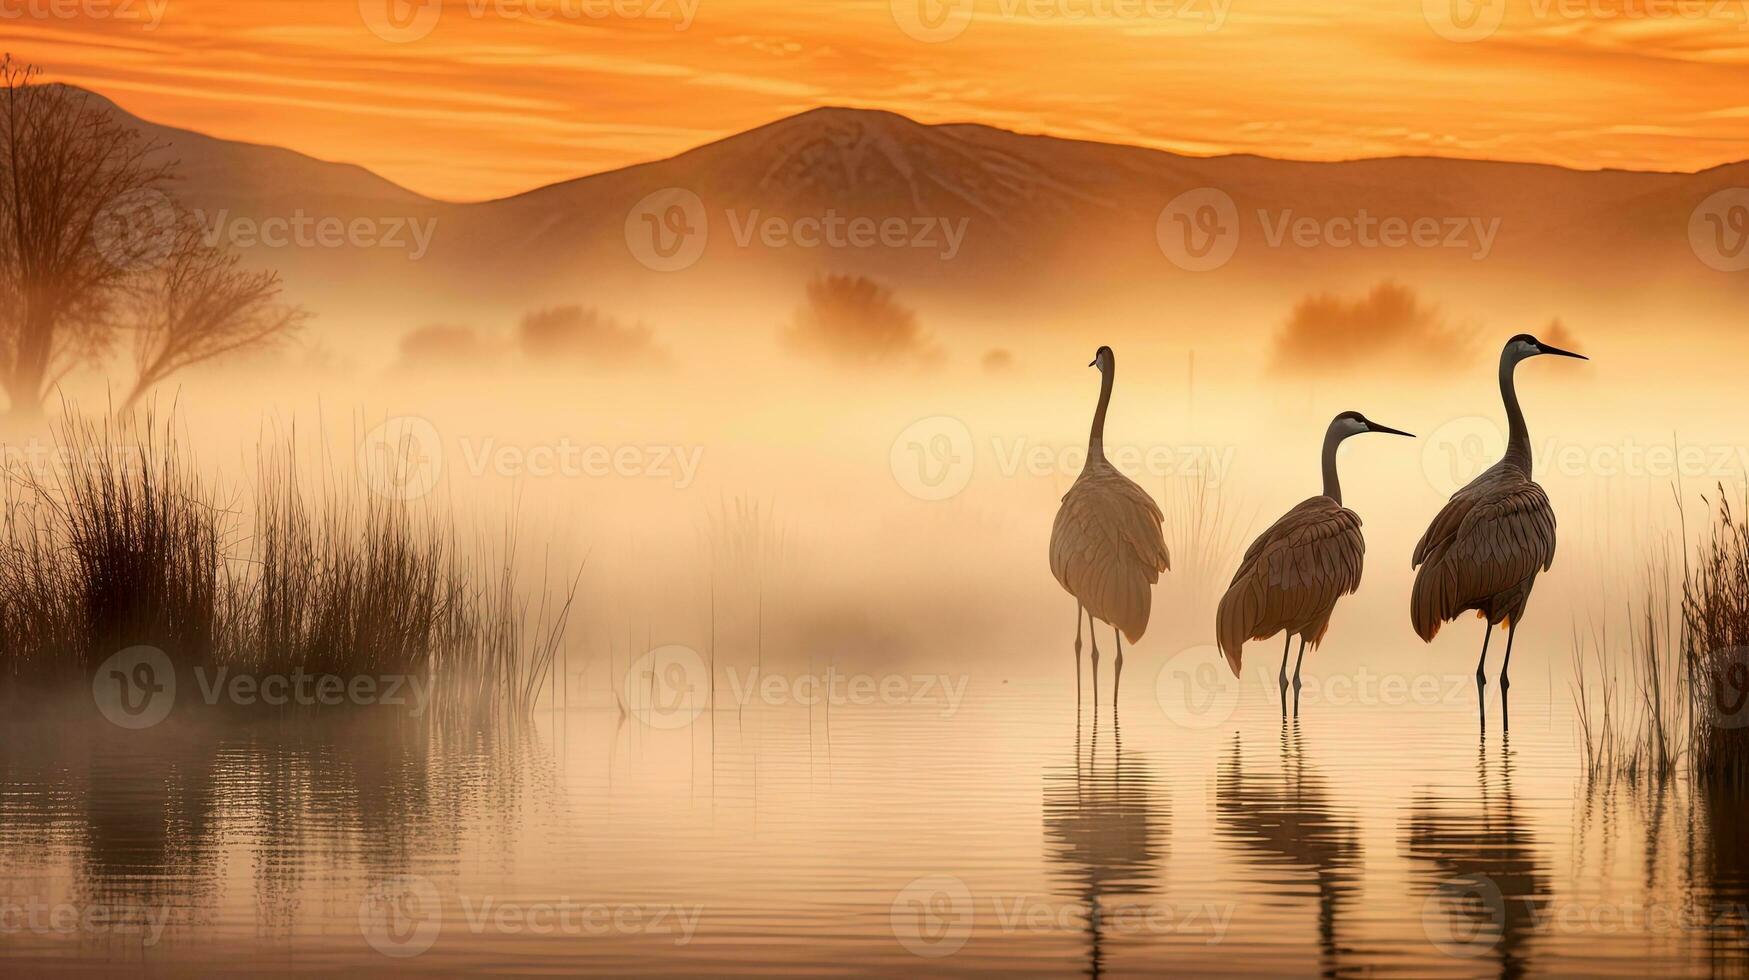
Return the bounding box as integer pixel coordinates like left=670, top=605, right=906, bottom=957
left=65, top=85, right=1749, bottom=326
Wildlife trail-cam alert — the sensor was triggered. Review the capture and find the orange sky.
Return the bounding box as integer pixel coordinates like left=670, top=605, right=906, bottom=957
left=6, top=0, right=1749, bottom=201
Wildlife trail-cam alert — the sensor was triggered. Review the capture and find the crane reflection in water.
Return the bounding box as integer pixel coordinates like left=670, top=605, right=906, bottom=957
left=1402, top=737, right=1549, bottom=980
left=1042, top=715, right=1170, bottom=978
left=1215, top=721, right=1364, bottom=977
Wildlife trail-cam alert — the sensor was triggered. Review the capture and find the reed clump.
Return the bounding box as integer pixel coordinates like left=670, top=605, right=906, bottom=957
left=1575, top=486, right=1749, bottom=787
left=1680, top=490, right=1749, bottom=788
left=0, top=414, right=573, bottom=722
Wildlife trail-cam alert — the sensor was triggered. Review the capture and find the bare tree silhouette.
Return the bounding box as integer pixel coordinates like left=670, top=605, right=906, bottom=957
left=125, top=216, right=303, bottom=411
left=0, top=56, right=174, bottom=416
left=0, top=56, right=302, bottom=417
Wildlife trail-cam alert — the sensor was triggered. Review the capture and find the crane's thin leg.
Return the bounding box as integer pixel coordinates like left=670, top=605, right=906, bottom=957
left=1499, top=620, right=1516, bottom=691
left=1278, top=634, right=1292, bottom=713
left=1291, top=638, right=1307, bottom=715
left=1113, top=627, right=1124, bottom=714
left=1090, top=622, right=1101, bottom=712
left=1475, top=625, right=1492, bottom=731
left=1074, top=604, right=1085, bottom=707
left=1500, top=621, right=1517, bottom=733
left=1474, top=625, right=1492, bottom=684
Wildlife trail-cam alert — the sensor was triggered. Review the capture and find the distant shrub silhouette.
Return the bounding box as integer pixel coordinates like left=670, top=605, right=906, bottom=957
left=395, top=324, right=500, bottom=371
left=1540, top=318, right=1581, bottom=353
left=784, top=274, right=936, bottom=366
left=517, top=305, right=667, bottom=367
left=1270, top=280, right=1474, bottom=376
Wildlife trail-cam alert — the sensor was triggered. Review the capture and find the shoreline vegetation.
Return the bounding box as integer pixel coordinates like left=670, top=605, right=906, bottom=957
left=0, top=412, right=576, bottom=726
left=1575, top=485, right=1749, bottom=789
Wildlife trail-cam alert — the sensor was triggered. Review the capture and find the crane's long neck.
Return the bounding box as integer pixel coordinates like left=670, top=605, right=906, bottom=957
left=1088, top=360, right=1113, bottom=464
left=1321, top=425, right=1345, bottom=506
left=1500, top=350, right=1532, bottom=473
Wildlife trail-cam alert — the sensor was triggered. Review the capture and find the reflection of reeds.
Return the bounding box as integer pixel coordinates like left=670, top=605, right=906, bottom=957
left=1573, top=548, right=1683, bottom=783
left=0, top=413, right=574, bottom=720
left=1575, top=485, right=1749, bottom=787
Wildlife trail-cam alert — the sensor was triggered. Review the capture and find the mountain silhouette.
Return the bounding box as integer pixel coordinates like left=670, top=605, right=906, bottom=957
left=68, top=86, right=1749, bottom=328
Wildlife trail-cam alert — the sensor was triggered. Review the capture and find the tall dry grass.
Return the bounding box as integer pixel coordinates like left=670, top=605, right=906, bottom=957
left=1574, top=486, right=1749, bottom=787
left=1679, top=488, right=1749, bottom=787
left=0, top=413, right=574, bottom=722
left=1160, top=468, right=1252, bottom=629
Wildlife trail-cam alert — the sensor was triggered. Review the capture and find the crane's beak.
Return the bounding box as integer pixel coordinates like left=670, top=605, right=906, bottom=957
left=1088, top=358, right=1097, bottom=367
left=1538, top=342, right=1588, bottom=360
left=1367, top=422, right=1415, bottom=437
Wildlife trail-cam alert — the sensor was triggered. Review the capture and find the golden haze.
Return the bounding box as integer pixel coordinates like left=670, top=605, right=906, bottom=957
left=9, top=0, right=1749, bottom=200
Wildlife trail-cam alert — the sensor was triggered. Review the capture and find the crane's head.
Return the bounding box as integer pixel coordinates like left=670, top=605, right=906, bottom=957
left=1506, top=332, right=1588, bottom=362
left=1331, top=410, right=1414, bottom=439
left=1088, top=346, right=1114, bottom=371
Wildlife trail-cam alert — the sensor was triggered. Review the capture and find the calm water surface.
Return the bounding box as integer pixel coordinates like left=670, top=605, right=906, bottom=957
left=1, top=673, right=1745, bottom=977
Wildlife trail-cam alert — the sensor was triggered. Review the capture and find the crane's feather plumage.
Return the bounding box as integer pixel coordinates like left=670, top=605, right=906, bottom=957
left=1215, top=497, right=1364, bottom=676
left=1410, top=460, right=1556, bottom=641
left=1049, top=460, right=1170, bottom=643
